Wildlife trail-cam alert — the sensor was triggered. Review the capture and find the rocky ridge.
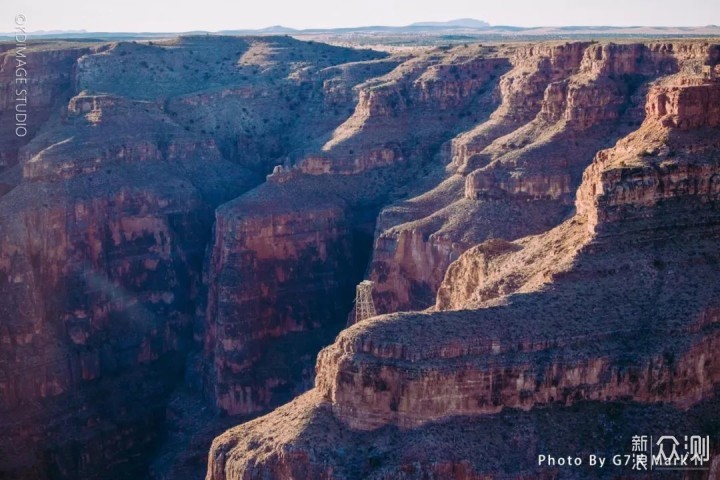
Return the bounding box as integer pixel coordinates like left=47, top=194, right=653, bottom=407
left=207, top=62, right=720, bottom=479
left=0, top=36, right=389, bottom=479
left=368, top=41, right=719, bottom=315
left=1, top=36, right=719, bottom=480
left=200, top=43, right=519, bottom=417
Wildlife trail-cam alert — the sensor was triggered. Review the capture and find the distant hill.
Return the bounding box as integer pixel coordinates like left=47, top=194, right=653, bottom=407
left=2, top=21, right=720, bottom=41
left=408, top=18, right=490, bottom=28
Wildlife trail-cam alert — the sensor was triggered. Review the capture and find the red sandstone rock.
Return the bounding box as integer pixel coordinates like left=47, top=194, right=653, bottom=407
left=0, top=42, right=105, bottom=170
left=369, top=41, right=717, bottom=314
left=207, top=63, right=720, bottom=479
left=0, top=35, right=388, bottom=479
left=3, top=36, right=720, bottom=480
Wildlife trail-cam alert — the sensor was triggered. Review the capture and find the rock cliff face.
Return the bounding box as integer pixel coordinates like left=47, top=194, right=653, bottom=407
left=203, top=187, right=357, bottom=415
left=452, top=42, right=591, bottom=172
left=368, top=41, right=716, bottom=315
left=3, top=36, right=720, bottom=480
left=209, top=390, right=720, bottom=480
left=207, top=70, right=720, bottom=479
left=0, top=42, right=103, bottom=170
left=305, top=46, right=510, bottom=175
left=0, top=88, right=258, bottom=480
left=576, top=77, right=720, bottom=235
left=200, top=44, right=520, bottom=418
left=0, top=36, right=391, bottom=479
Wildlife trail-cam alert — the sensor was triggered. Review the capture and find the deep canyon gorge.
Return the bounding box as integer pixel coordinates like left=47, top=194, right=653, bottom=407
left=0, top=35, right=719, bottom=479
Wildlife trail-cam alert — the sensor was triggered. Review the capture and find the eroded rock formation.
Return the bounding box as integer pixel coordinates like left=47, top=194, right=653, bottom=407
left=0, top=42, right=104, bottom=169
left=2, top=36, right=719, bottom=480
left=369, top=41, right=719, bottom=315
left=0, top=36, right=389, bottom=479
left=207, top=67, right=720, bottom=479
left=200, top=44, right=519, bottom=416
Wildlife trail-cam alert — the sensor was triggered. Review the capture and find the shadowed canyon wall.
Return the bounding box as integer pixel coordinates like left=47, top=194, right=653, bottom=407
left=1, top=37, right=719, bottom=480
left=0, top=36, right=390, bottom=479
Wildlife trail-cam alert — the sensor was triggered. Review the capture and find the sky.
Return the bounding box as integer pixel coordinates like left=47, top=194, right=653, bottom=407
left=9, top=0, right=720, bottom=32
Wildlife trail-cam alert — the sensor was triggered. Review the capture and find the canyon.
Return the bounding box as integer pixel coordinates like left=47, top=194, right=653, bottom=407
left=208, top=50, right=720, bottom=479
left=0, top=36, right=718, bottom=480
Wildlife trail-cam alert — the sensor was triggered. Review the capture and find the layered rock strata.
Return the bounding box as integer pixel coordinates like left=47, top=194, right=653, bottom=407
left=368, top=41, right=719, bottom=314
left=0, top=36, right=390, bottom=479
left=201, top=44, right=518, bottom=415
left=207, top=74, right=720, bottom=479
left=0, top=42, right=104, bottom=170
left=0, top=92, right=258, bottom=479
left=3, top=36, right=719, bottom=480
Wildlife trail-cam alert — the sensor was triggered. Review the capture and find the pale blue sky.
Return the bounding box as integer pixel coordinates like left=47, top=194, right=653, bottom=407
left=11, top=0, right=720, bottom=32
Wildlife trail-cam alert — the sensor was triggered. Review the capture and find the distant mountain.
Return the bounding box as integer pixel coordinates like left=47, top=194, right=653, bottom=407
left=408, top=18, right=490, bottom=28
left=26, top=29, right=89, bottom=35
left=251, top=25, right=299, bottom=34
left=2, top=21, right=720, bottom=41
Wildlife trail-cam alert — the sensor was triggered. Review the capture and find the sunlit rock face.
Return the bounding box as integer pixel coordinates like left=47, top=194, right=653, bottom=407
left=199, top=44, right=517, bottom=417
left=3, top=35, right=720, bottom=480
left=369, top=41, right=718, bottom=315
left=207, top=52, right=720, bottom=480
